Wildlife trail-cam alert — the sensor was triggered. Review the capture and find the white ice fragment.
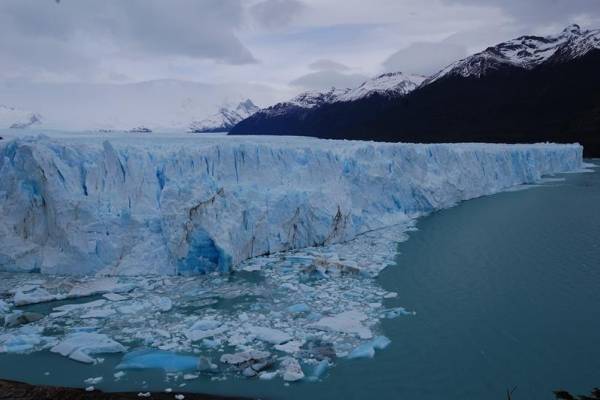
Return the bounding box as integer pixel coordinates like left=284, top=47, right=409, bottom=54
left=84, top=376, right=103, bottom=385
left=175, top=395, right=185, bottom=400
left=50, top=332, right=126, bottom=364
left=280, top=357, right=304, bottom=382
left=309, top=310, right=372, bottom=339
left=274, top=340, right=305, bottom=354
left=103, top=293, right=128, bottom=302
left=258, top=371, right=278, bottom=380
left=113, top=371, right=126, bottom=380
left=220, top=350, right=270, bottom=365
left=81, top=308, right=116, bottom=319
left=151, top=296, right=173, bottom=312
left=190, top=319, right=221, bottom=331
left=137, top=392, right=151, bottom=397
left=13, top=288, right=65, bottom=306
left=248, top=326, right=292, bottom=345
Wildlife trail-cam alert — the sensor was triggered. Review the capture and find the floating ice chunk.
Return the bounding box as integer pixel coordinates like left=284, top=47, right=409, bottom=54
left=190, top=319, right=221, bottom=331
left=381, top=307, right=414, bottom=319
left=175, top=395, right=185, bottom=400
left=13, top=288, right=65, bottom=306
left=280, top=357, right=304, bottom=382
left=0, top=333, right=44, bottom=353
left=113, top=371, right=126, bottom=380
left=249, top=326, right=292, bottom=344
left=137, top=392, right=151, bottom=397
left=371, top=335, right=391, bottom=350
left=287, top=303, right=310, bottom=314
left=53, top=300, right=107, bottom=313
left=51, top=332, right=126, bottom=364
left=220, top=350, right=270, bottom=365
left=4, top=311, right=44, bottom=327
left=81, top=308, right=116, bottom=319
left=348, top=336, right=391, bottom=359
left=103, top=293, right=128, bottom=302
left=258, top=371, right=278, bottom=380
left=0, top=299, right=10, bottom=314
left=311, top=359, right=329, bottom=379
left=309, top=310, right=372, bottom=339
left=151, top=297, right=172, bottom=312
left=116, top=350, right=200, bottom=373
left=274, top=340, right=305, bottom=354
left=84, top=376, right=103, bottom=385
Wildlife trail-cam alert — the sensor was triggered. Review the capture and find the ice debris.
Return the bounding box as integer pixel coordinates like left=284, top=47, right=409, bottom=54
left=51, top=332, right=126, bottom=364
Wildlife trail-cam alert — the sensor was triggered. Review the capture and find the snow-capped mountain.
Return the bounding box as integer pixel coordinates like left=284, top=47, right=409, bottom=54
left=338, top=72, right=426, bottom=102
left=427, top=24, right=600, bottom=83
left=251, top=73, right=425, bottom=119
left=189, top=99, right=260, bottom=133
left=0, top=105, right=43, bottom=129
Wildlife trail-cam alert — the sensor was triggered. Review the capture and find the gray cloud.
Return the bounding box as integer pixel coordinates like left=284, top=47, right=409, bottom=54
left=309, top=59, right=350, bottom=71
left=443, top=0, right=600, bottom=24
left=383, top=42, right=468, bottom=76
left=0, top=0, right=256, bottom=81
left=249, top=0, right=305, bottom=29
left=290, top=70, right=368, bottom=91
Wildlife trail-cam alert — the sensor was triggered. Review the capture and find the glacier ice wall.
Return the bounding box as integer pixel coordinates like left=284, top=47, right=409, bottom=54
left=0, top=134, right=583, bottom=275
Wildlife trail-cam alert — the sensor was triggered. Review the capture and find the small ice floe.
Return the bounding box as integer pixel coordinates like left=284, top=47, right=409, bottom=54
left=4, top=311, right=44, bottom=327
left=381, top=307, right=415, bottom=319
left=84, top=376, right=103, bottom=385
left=309, top=359, right=329, bottom=380
left=0, top=331, right=45, bottom=353
left=248, top=325, right=292, bottom=345
left=151, top=296, right=173, bottom=312
left=113, top=371, right=126, bottom=380
left=86, top=386, right=95, bottom=392
left=274, top=340, right=304, bottom=354
left=220, top=350, right=270, bottom=366
left=280, top=357, right=304, bottom=382
left=117, top=350, right=202, bottom=373
left=103, top=292, right=128, bottom=302
left=309, top=310, right=372, bottom=339
left=286, top=303, right=310, bottom=314
left=51, top=332, right=126, bottom=364
left=137, top=392, right=151, bottom=397
left=347, top=336, right=391, bottom=359
left=81, top=308, right=116, bottom=319
left=175, top=394, right=185, bottom=400
left=13, top=287, right=65, bottom=306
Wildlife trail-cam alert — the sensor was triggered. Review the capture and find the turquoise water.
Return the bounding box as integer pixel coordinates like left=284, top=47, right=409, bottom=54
left=1, top=162, right=599, bottom=399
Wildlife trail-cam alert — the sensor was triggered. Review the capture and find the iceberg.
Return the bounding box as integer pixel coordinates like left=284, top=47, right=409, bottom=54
left=116, top=350, right=202, bottom=373
left=0, top=133, right=583, bottom=276
left=50, top=332, right=127, bottom=363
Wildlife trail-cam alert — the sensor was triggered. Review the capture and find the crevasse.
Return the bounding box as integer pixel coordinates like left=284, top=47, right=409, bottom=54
left=0, top=134, right=583, bottom=275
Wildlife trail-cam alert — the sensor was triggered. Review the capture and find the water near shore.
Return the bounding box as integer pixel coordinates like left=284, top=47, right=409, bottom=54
left=0, top=161, right=599, bottom=400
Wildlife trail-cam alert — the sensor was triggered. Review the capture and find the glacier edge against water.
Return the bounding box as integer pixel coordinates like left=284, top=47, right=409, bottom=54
left=0, top=134, right=583, bottom=275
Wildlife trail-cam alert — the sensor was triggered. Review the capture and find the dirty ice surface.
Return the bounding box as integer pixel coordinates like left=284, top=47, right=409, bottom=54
left=0, top=223, right=414, bottom=383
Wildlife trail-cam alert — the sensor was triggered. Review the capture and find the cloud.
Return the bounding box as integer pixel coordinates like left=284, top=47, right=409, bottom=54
left=309, top=59, right=350, bottom=71
left=0, top=0, right=256, bottom=82
left=442, top=0, right=600, bottom=24
left=249, top=0, right=305, bottom=29
left=290, top=70, right=368, bottom=91
left=382, top=41, right=468, bottom=75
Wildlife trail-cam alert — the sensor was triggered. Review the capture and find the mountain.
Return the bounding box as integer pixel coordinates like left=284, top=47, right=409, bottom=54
left=0, top=105, right=42, bottom=129
left=189, top=99, right=260, bottom=133
left=230, top=25, right=600, bottom=157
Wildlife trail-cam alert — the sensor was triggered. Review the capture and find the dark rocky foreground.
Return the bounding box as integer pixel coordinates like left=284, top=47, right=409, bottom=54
left=0, top=379, right=251, bottom=400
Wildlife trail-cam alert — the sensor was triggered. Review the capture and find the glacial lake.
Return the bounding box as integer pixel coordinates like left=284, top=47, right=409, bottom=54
left=0, top=160, right=598, bottom=399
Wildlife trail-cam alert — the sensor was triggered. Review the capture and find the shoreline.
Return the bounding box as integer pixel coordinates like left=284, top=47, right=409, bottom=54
left=0, top=379, right=251, bottom=400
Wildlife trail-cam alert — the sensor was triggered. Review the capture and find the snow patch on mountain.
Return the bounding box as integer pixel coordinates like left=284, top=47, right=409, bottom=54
left=427, top=24, right=600, bottom=83
left=189, top=99, right=260, bottom=133
left=0, top=132, right=582, bottom=276
left=0, top=105, right=42, bottom=129
left=253, top=72, right=425, bottom=119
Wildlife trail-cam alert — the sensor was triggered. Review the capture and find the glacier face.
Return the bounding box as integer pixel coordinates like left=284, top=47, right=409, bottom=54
left=0, top=132, right=583, bottom=275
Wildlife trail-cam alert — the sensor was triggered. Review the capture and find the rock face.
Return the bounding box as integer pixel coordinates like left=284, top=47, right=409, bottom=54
left=189, top=99, right=259, bottom=133
left=0, top=134, right=582, bottom=276
left=229, top=25, right=600, bottom=157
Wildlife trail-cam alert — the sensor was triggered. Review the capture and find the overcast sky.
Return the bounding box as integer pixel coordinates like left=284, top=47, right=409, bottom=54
left=1, top=0, right=600, bottom=99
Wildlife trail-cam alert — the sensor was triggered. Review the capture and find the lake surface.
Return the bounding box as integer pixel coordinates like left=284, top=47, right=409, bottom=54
left=1, top=161, right=598, bottom=399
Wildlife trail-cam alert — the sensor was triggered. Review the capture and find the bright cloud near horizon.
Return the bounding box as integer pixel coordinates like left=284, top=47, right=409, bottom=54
left=1, top=0, right=600, bottom=108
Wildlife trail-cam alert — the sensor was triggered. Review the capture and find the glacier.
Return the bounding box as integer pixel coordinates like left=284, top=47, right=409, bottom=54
left=0, top=131, right=583, bottom=276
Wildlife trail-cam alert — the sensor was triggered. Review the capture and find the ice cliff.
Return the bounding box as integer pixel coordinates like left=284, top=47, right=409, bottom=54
left=0, top=134, right=583, bottom=275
